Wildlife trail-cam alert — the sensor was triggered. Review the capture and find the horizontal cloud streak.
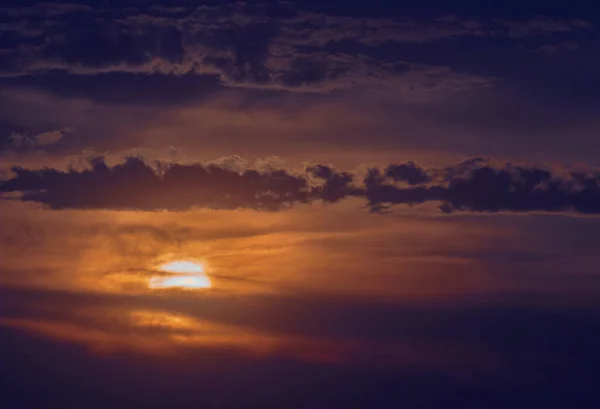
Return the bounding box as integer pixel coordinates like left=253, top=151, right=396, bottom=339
left=0, top=156, right=312, bottom=210
left=2, top=156, right=600, bottom=215
left=2, top=3, right=589, bottom=92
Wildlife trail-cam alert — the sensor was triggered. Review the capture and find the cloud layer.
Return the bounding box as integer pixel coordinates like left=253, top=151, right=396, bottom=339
left=2, top=156, right=600, bottom=215
left=0, top=2, right=591, bottom=92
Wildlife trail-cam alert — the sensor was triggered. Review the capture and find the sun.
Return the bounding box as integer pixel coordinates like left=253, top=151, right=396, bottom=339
left=158, top=260, right=206, bottom=274
left=148, top=274, right=211, bottom=290
left=148, top=260, right=211, bottom=290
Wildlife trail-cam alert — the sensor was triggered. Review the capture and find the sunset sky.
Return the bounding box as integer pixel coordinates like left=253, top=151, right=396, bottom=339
left=1, top=1, right=600, bottom=408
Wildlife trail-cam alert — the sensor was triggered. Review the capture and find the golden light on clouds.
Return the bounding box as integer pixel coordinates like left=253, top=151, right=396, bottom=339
left=0, top=308, right=278, bottom=356
left=0, top=203, right=582, bottom=374
left=148, top=260, right=211, bottom=290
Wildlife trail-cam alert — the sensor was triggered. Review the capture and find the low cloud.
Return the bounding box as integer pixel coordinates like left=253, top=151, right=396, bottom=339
left=2, top=156, right=600, bottom=215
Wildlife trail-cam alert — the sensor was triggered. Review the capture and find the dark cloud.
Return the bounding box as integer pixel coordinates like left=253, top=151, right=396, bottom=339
left=2, top=156, right=600, bottom=215
left=306, top=163, right=359, bottom=203
left=495, top=16, right=592, bottom=37
left=366, top=162, right=600, bottom=214
left=0, top=156, right=311, bottom=210
left=536, top=41, right=581, bottom=54
left=0, top=119, right=71, bottom=152
left=0, top=3, right=93, bottom=17
left=385, top=162, right=431, bottom=185
left=4, top=2, right=590, bottom=93
left=0, top=71, right=223, bottom=106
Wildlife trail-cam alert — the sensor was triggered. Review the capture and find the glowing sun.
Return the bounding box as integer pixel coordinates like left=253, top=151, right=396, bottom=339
left=148, top=260, right=211, bottom=290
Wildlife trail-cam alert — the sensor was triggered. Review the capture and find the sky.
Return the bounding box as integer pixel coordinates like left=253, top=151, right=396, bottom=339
left=1, top=0, right=600, bottom=408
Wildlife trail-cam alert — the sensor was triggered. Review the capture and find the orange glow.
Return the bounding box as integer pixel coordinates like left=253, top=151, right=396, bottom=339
left=149, top=260, right=211, bottom=290
left=0, top=309, right=276, bottom=355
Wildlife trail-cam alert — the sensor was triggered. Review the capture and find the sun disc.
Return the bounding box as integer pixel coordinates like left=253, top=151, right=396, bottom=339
left=158, top=260, right=205, bottom=274
left=148, top=274, right=211, bottom=290
left=149, top=260, right=211, bottom=290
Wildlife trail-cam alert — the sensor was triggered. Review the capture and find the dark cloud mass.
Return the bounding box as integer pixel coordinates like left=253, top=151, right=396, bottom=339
left=0, top=1, right=592, bottom=92
left=2, top=156, right=600, bottom=215
left=0, top=157, right=311, bottom=210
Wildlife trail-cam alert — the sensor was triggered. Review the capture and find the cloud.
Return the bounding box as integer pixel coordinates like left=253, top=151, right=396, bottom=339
left=536, top=41, right=580, bottom=54
left=3, top=126, right=71, bottom=150
left=2, top=282, right=600, bottom=374
left=305, top=163, right=359, bottom=203
left=0, top=156, right=311, bottom=210
left=2, top=156, right=600, bottom=215
left=0, top=3, right=528, bottom=93
left=0, top=2, right=593, bottom=102
left=0, top=3, right=93, bottom=17
left=495, top=16, right=592, bottom=37
left=365, top=160, right=600, bottom=214
left=384, top=162, right=431, bottom=185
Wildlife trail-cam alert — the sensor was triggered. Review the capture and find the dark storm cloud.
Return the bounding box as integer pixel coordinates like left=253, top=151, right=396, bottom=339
left=0, top=2, right=590, bottom=92
left=2, top=156, right=600, bottom=215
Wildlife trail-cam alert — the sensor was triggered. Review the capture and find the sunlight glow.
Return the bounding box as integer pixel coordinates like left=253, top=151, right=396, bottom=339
left=158, top=260, right=205, bottom=274
left=148, top=274, right=211, bottom=290
left=148, top=260, right=211, bottom=290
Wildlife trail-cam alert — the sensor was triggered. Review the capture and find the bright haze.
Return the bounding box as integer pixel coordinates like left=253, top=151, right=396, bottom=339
left=1, top=0, right=600, bottom=408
